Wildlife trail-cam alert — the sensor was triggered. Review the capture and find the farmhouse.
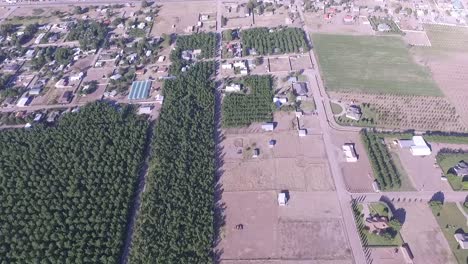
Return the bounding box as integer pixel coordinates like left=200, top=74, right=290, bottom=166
left=293, top=82, right=308, bottom=96
left=16, top=97, right=31, bottom=107
left=377, top=23, right=391, bottom=32
left=398, top=136, right=431, bottom=156
left=365, top=215, right=389, bottom=234
left=343, top=15, right=354, bottom=23
left=58, top=91, right=72, bottom=104
left=454, top=233, right=468, bottom=249
left=342, top=143, right=358, bottom=162
left=346, top=105, right=362, bottom=121
left=451, top=161, right=468, bottom=177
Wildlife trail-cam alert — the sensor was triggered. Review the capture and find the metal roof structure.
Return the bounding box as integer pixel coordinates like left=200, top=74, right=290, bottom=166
left=128, top=80, right=151, bottom=100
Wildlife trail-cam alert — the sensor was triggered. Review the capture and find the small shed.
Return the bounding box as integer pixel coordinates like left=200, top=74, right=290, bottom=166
left=278, top=192, right=288, bottom=206
left=252, top=148, right=260, bottom=158
left=298, top=129, right=307, bottom=137
left=261, top=122, right=274, bottom=131
left=269, top=139, right=276, bottom=148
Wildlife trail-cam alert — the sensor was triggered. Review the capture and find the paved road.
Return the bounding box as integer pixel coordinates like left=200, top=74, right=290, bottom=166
left=294, top=2, right=367, bottom=264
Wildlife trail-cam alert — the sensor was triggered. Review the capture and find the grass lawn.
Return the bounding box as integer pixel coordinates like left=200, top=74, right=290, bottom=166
left=389, top=152, right=416, bottom=191
left=300, top=100, right=316, bottom=112
left=330, top=102, right=343, bottom=115
left=436, top=153, right=468, bottom=191
left=431, top=203, right=468, bottom=264
left=312, top=34, right=441, bottom=96
left=369, top=202, right=390, bottom=217
left=424, top=24, right=468, bottom=52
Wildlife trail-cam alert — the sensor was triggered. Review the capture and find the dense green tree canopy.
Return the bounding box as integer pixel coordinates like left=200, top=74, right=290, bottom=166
left=222, top=75, right=274, bottom=127
left=0, top=103, right=148, bottom=263
left=241, top=27, right=308, bottom=55
left=130, top=62, right=216, bottom=263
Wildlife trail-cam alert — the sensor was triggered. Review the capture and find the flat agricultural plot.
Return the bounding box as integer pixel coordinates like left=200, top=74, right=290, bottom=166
left=331, top=130, right=375, bottom=192
left=253, top=8, right=300, bottom=28
left=398, top=202, right=456, bottom=264
left=268, top=57, right=291, bottom=72
left=221, top=131, right=333, bottom=192
left=312, top=34, right=441, bottom=96
left=218, top=112, right=352, bottom=263
left=290, top=55, right=313, bottom=71
left=278, top=219, right=351, bottom=260
left=424, top=24, right=468, bottom=52
left=403, top=30, right=431, bottom=47
left=329, top=92, right=467, bottom=132
left=151, top=2, right=216, bottom=35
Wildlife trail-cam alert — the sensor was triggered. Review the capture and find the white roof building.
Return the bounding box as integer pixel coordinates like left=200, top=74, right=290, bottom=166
left=221, top=63, right=233, bottom=70
left=262, top=122, right=274, bottom=131
left=410, top=136, right=431, bottom=156
left=70, top=72, right=84, bottom=81
left=298, top=129, right=307, bottom=137
left=138, top=106, right=153, bottom=115
left=278, top=192, right=288, bottom=206
left=342, top=143, right=358, bottom=162
left=273, top=97, right=288, bottom=104
left=225, top=84, right=241, bottom=93
left=454, top=233, right=468, bottom=249
left=16, top=97, right=30, bottom=107
left=398, top=136, right=431, bottom=156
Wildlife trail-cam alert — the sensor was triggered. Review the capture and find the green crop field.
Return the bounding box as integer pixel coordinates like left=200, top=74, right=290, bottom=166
left=312, top=34, right=441, bottom=96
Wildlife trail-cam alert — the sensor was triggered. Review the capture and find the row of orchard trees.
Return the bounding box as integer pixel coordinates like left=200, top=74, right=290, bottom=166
left=129, top=62, right=216, bottom=263
left=170, top=33, right=217, bottom=74
left=0, top=103, right=148, bottom=263
left=222, top=75, right=274, bottom=127
left=241, top=27, right=308, bottom=55
left=360, top=131, right=401, bottom=190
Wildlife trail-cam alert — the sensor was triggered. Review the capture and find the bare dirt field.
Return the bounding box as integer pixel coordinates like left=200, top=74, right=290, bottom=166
left=371, top=247, right=407, bottom=264
left=397, top=202, right=456, bottom=264
left=253, top=8, right=301, bottom=28
left=218, top=111, right=352, bottom=263
left=290, top=55, right=313, bottom=71
left=304, top=13, right=374, bottom=35
left=268, top=57, right=291, bottom=73
left=222, top=3, right=253, bottom=28
left=330, top=130, right=375, bottom=192
left=277, top=219, right=351, bottom=259
left=403, top=30, right=431, bottom=46
left=5, top=6, right=70, bottom=25
left=151, top=2, right=216, bottom=35
left=329, top=91, right=467, bottom=132
left=392, top=141, right=468, bottom=192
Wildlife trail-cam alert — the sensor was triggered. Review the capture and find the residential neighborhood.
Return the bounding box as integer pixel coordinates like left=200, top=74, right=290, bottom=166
left=0, top=0, right=467, bottom=263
